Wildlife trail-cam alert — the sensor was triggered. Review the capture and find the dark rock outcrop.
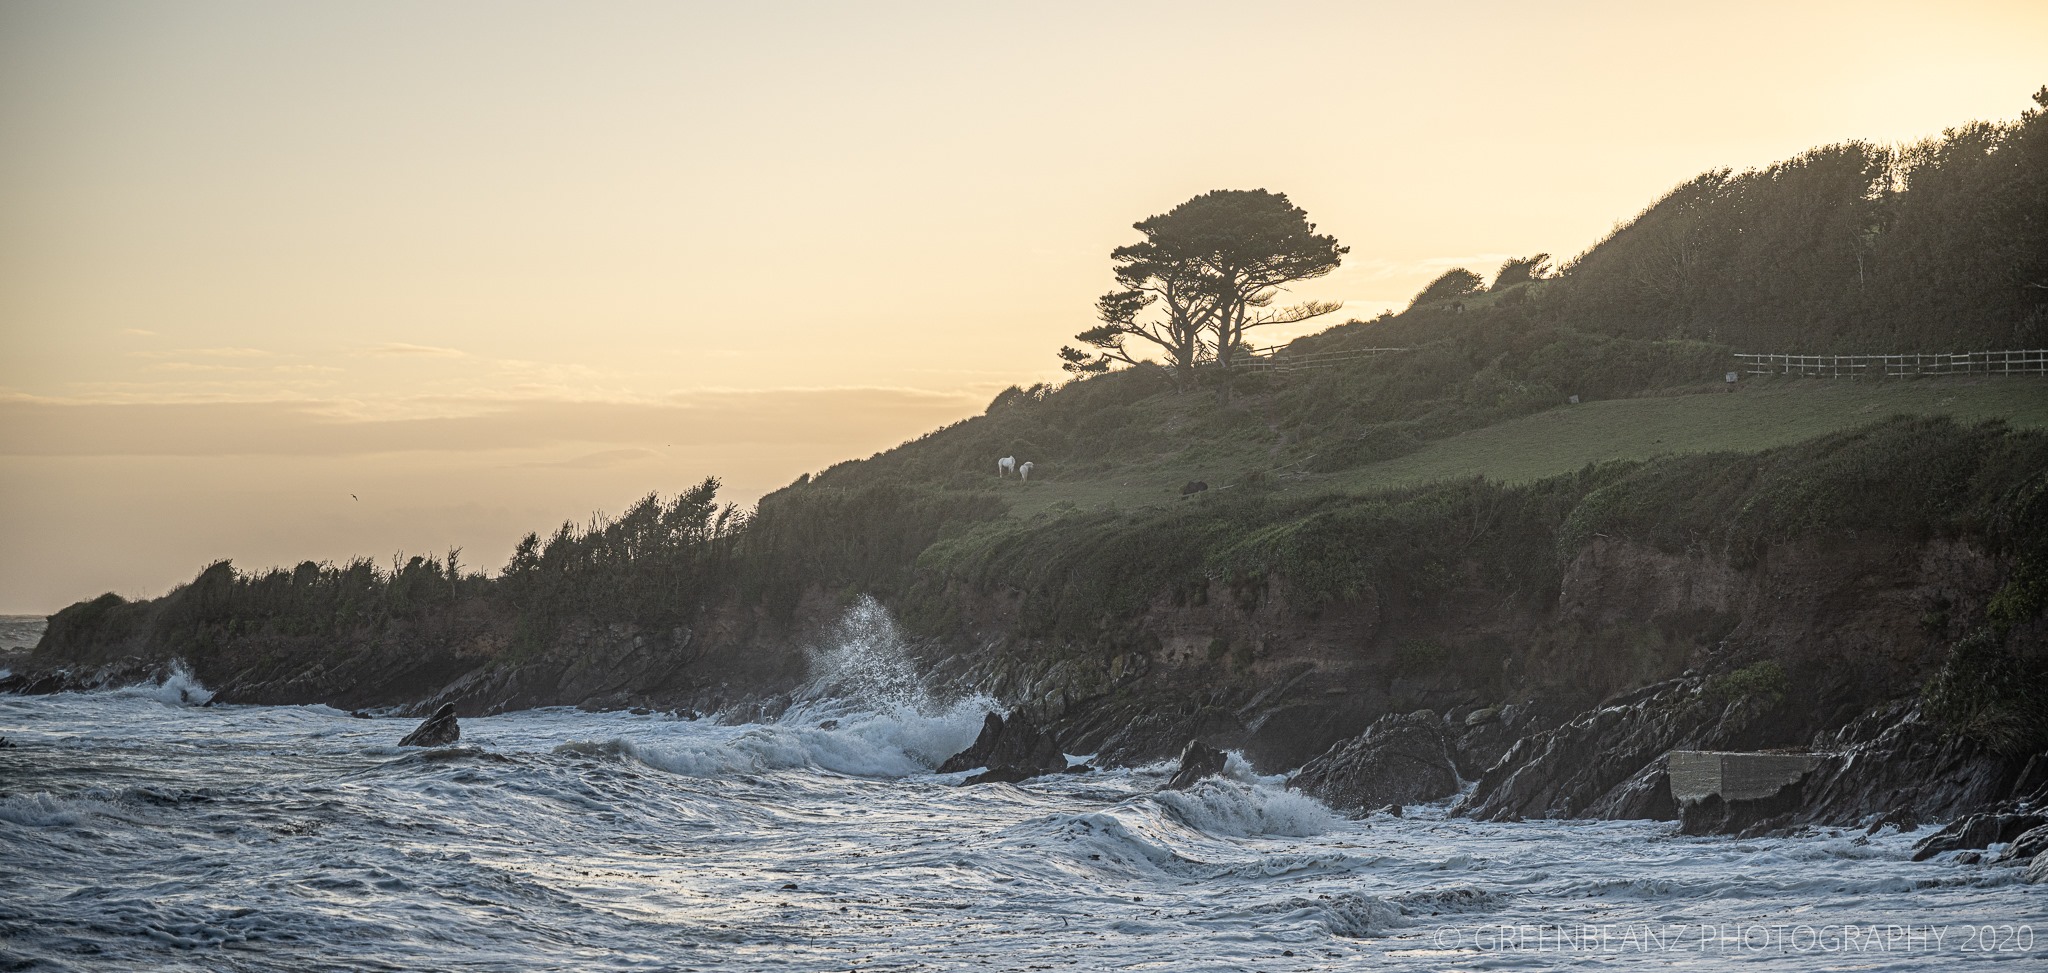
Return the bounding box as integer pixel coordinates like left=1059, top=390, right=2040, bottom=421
left=1452, top=703, right=1526, bottom=779
left=1792, top=701, right=2030, bottom=828
left=1991, top=824, right=2048, bottom=865
left=963, top=766, right=1040, bottom=785
left=1165, top=739, right=1228, bottom=790
left=1288, top=711, right=1459, bottom=812
left=1587, top=759, right=1679, bottom=821
left=1910, top=812, right=2048, bottom=862
left=940, top=712, right=1068, bottom=784
left=1455, top=673, right=2036, bottom=834
left=398, top=703, right=460, bottom=747
left=2024, top=855, right=2048, bottom=884
left=1455, top=679, right=1738, bottom=822
left=15, top=591, right=822, bottom=716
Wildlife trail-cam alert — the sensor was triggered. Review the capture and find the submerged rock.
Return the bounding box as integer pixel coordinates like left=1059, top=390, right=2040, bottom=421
left=963, top=766, right=1039, bottom=785
left=1164, top=739, right=1228, bottom=790
left=940, top=712, right=1068, bottom=784
left=1867, top=810, right=1921, bottom=834
left=398, top=703, right=460, bottom=747
left=1287, top=712, right=1459, bottom=812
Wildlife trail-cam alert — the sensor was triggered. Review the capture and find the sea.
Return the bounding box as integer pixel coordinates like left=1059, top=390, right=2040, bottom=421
left=2, top=605, right=2042, bottom=971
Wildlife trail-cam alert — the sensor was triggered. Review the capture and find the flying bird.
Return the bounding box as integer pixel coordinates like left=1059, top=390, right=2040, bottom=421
left=351, top=494, right=358, bottom=501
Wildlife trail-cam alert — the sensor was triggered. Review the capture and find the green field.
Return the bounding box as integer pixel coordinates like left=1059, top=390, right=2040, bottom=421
left=998, top=375, right=2048, bottom=519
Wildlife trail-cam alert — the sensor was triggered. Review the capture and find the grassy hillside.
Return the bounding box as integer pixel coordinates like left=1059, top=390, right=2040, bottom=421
left=992, top=375, right=2048, bottom=520
left=892, top=414, right=2048, bottom=666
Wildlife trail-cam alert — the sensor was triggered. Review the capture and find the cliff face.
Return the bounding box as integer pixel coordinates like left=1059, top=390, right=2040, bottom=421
left=905, top=533, right=2018, bottom=799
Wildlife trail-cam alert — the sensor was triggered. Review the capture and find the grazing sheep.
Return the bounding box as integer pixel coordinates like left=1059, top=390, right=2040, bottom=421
left=998, top=455, right=1016, bottom=477
left=1018, top=461, right=1034, bottom=482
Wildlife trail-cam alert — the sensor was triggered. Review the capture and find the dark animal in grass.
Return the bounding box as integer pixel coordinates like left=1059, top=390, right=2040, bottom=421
left=1180, top=480, right=1209, bottom=498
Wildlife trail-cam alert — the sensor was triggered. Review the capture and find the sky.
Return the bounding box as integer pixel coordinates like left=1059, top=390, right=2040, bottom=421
left=1, top=0, right=2044, bottom=613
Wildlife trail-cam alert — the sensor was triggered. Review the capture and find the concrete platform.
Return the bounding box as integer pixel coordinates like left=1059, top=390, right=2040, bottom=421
left=1668, top=751, right=1820, bottom=803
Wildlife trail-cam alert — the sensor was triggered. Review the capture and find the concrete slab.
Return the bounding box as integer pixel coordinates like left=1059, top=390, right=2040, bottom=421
left=1668, top=750, right=1820, bottom=803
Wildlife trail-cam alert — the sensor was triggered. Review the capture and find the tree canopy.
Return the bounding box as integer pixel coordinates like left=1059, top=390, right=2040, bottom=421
left=1491, top=253, right=1552, bottom=290
left=1407, top=268, right=1484, bottom=309
left=1061, top=189, right=1347, bottom=381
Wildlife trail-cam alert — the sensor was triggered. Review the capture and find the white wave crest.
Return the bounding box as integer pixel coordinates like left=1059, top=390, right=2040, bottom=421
left=798, top=595, right=932, bottom=711
left=1152, top=778, right=1340, bottom=838
left=1256, top=892, right=1407, bottom=938
left=109, top=660, right=213, bottom=707
left=0, top=792, right=143, bottom=829
left=1025, top=811, right=1193, bottom=875
left=605, top=596, right=999, bottom=780
left=614, top=694, right=993, bottom=779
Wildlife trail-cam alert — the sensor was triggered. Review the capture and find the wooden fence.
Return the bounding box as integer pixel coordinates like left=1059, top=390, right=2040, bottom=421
left=1232, top=345, right=1409, bottom=372
left=1734, top=349, right=2048, bottom=379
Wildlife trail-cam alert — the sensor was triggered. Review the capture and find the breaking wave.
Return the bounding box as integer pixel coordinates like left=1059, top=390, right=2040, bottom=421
left=573, top=596, right=996, bottom=780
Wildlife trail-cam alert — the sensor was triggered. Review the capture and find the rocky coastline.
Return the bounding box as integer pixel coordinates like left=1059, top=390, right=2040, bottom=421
left=6, top=531, right=2044, bottom=856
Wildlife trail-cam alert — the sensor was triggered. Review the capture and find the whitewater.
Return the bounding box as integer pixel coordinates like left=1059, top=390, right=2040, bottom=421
left=3, top=612, right=2043, bottom=971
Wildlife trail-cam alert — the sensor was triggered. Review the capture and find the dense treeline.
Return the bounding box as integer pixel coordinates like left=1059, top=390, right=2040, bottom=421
left=1355, top=87, right=2048, bottom=353
left=498, top=479, right=743, bottom=634
left=43, top=474, right=1005, bottom=652
left=46, top=479, right=743, bottom=652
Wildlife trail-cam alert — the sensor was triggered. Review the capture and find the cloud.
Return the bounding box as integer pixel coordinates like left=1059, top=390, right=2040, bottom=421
left=120, top=328, right=158, bottom=337
left=139, top=361, right=344, bottom=376
left=364, top=343, right=466, bottom=358
left=143, top=361, right=241, bottom=373
left=130, top=346, right=280, bottom=361
left=0, top=387, right=985, bottom=458
left=516, top=447, right=663, bottom=469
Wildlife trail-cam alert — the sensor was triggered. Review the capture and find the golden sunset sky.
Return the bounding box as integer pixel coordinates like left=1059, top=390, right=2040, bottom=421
left=1, top=0, right=2043, bottom=613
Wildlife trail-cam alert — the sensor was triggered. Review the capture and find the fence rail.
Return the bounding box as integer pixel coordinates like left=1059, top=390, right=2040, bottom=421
left=1734, top=349, right=2048, bottom=378
left=1233, top=345, right=1410, bottom=372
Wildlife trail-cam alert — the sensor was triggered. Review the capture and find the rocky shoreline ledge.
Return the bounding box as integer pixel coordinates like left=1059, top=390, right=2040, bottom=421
left=7, top=639, right=2044, bottom=857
